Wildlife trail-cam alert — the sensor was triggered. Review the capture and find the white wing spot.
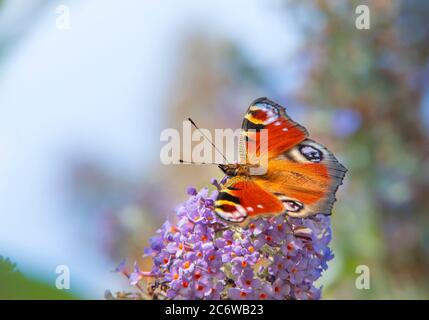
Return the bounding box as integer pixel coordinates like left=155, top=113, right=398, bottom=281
left=282, top=128, right=288, bottom=132
left=257, top=204, right=264, bottom=209
left=274, top=121, right=282, bottom=126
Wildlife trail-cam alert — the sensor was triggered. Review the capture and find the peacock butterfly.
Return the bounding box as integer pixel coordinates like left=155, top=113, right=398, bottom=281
left=214, top=97, right=347, bottom=223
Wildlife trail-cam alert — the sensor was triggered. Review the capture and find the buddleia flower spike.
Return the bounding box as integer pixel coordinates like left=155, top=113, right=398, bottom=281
left=114, top=180, right=334, bottom=300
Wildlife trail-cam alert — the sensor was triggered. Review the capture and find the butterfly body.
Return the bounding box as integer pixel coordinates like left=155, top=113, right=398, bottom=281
left=214, top=98, right=347, bottom=223
left=218, top=163, right=261, bottom=176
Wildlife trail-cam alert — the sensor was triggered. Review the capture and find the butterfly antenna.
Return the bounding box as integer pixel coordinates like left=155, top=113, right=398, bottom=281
left=178, top=159, right=223, bottom=165
left=188, top=117, right=229, bottom=164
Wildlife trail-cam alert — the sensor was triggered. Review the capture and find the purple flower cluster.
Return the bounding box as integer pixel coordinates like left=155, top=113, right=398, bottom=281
left=119, top=182, right=333, bottom=300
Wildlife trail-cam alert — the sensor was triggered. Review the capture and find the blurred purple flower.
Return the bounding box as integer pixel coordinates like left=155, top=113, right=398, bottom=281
left=117, top=181, right=334, bottom=300
left=332, top=108, right=362, bottom=138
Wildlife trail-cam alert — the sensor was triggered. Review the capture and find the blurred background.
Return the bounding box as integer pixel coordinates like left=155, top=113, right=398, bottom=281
left=0, top=0, right=428, bottom=299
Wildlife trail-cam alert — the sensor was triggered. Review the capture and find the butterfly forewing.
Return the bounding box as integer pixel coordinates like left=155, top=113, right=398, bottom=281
left=241, top=97, right=308, bottom=165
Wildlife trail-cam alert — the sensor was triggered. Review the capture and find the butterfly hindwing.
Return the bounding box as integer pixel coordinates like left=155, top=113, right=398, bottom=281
left=253, top=139, right=347, bottom=218
left=214, top=177, right=284, bottom=223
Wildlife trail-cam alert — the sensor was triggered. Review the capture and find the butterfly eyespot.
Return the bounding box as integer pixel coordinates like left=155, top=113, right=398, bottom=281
left=283, top=200, right=303, bottom=212
left=299, top=145, right=323, bottom=163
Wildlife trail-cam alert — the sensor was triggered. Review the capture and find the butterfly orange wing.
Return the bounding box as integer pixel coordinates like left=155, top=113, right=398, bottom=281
left=241, top=97, right=308, bottom=164
left=214, top=177, right=284, bottom=223
left=252, top=139, right=347, bottom=218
